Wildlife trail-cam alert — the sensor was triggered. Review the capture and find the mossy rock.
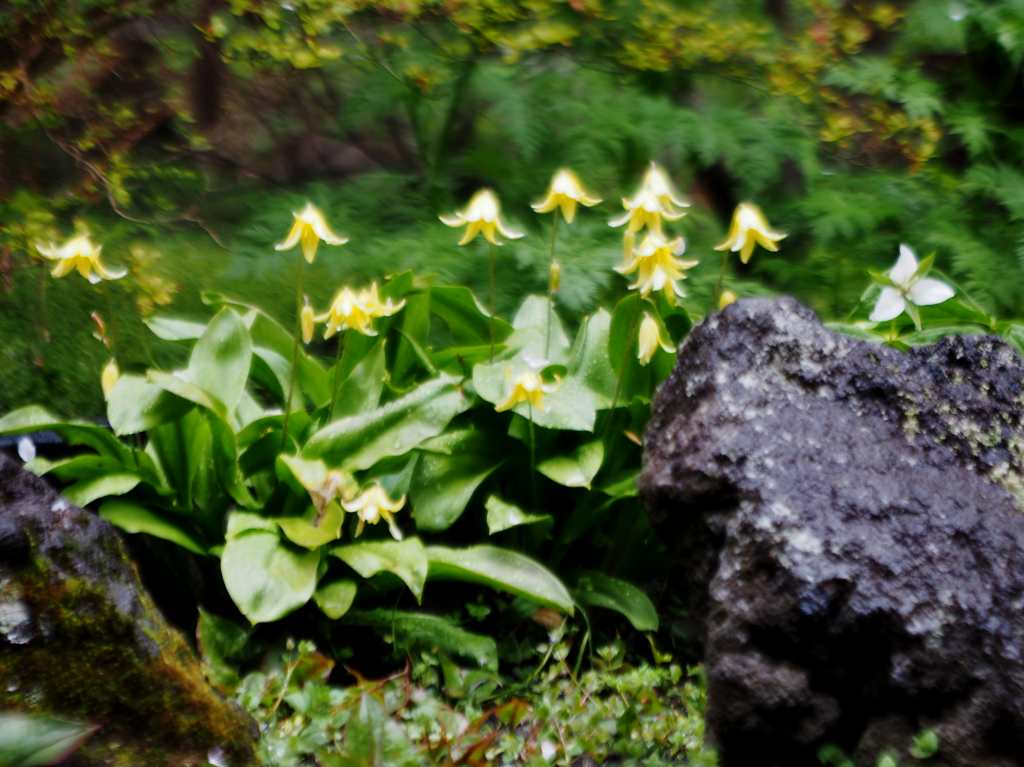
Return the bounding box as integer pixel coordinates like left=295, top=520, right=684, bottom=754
left=0, top=453, right=256, bottom=766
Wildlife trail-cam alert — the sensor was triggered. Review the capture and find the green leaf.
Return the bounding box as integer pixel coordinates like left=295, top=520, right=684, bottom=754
left=573, top=571, right=659, bottom=631
left=335, top=694, right=430, bottom=767
left=537, top=440, right=604, bottom=488
left=314, top=578, right=358, bottom=620
left=221, top=523, right=319, bottom=624
left=99, top=500, right=205, bottom=555
left=304, top=375, right=470, bottom=470
left=147, top=370, right=228, bottom=421
left=276, top=502, right=344, bottom=549
left=345, top=609, right=498, bottom=670
left=0, top=405, right=130, bottom=461
left=187, top=308, right=253, bottom=413
left=426, top=544, right=573, bottom=613
left=0, top=713, right=97, bottom=767
left=196, top=609, right=252, bottom=691
left=909, top=729, right=939, bottom=759
left=63, top=473, right=140, bottom=507
left=484, top=495, right=551, bottom=534
left=330, top=337, right=387, bottom=419
left=106, top=374, right=190, bottom=435
left=332, top=538, right=428, bottom=602
left=410, top=431, right=499, bottom=532
left=429, top=285, right=512, bottom=345
left=144, top=315, right=207, bottom=340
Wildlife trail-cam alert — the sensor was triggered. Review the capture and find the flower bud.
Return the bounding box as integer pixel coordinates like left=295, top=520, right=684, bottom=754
left=548, top=259, right=561, bottom=294
left=718, top=290, right=738, bottom=310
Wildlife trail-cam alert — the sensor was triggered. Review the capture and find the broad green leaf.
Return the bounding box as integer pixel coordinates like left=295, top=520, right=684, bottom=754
left=429, top=285, right=512, bottom=345
left=106, top=374, right=190, bottom=435
left=187, top=308, right=252, bottom=413
left=537, top=440, right=604, bottom=488
left=0, top=713, right=97, bottom=767
left=410, top=432, right=499, bottom=532
left=426, top=544, right=573, bottom=613
left=197, top=609, right=252, bottom=691
left=332, top=538, right=428, bottom=602
left=276, top=502, right=344, bottom=549
left=392, top=293, right=432, bottom=384
left=330, top=337, right=387, bottom=419
left=147, top=370, right=228, bottom=422
left=573, top=571, right=659, bottom=631
left=485, top=495, right=552, bottom=534
left=144, top=315, right=207, bottom=340
left=346, top=609, right=498, bottom=670
left=314, top=578, right=358, bottom=619
left=608, top=294, right=655, bottom=403
left=0, top=405, right=130, bottom=461
left=221, top=525, right=319, bottom=624
left=100, top=500, right=205, bottom=555
left=226, top=511, right=277, bottom=538
left=64, top=473, right=140, bottom=507
left=207, top=414, right=257, bottom=508
left=304, top=375, right=470, bottom=470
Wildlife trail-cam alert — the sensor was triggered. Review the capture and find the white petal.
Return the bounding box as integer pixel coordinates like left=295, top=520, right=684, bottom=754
left=908, top=277, right=954, bottom=307
left=869, top=287, right=906, bottom=322
left=17, top=437, right=36, bottom=463
left=889, top=244, right=918, bottom=287
left=608, top=210, right=631, bottom=228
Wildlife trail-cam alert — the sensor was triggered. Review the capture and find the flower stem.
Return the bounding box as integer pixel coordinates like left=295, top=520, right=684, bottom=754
left=545, top=216, right=559, bottom=360
left=489, top=243, right=497, bottom=363
left=328, top=332, right=346, bottom=419
left=35, top=262, right=50, bottom=367
left=281, top=258, right=306, bottom=452
left=528, top=403, right=538, bottom=508
left=713, top=250, right=729, bottom=311
left=604, top=306, right=642, bottom=438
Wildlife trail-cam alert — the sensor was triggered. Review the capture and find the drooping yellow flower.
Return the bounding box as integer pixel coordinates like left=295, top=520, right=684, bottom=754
left=342, top=483, right=406, bottom=540
left=531, top=168, right=602, bottom=223
left=637, top=313, right=675, bottom=366
left=101, top=358, right=120, bottom=397
left=616, top=231, right=699, bottom=305
left=715, top=202, right=786, bottom=264
left=609, top=163, right=688, bottom=235
left=275, top=202, right=349, bottom=264
left=440, top=188, right=524, bottom=246
left=36, top=234, right=126, bottom=284
left=495, top=370, right=558, bottom=413
left=300, top=297, right=315, bottom=344
left=315, top=282, right=405, bottom=339
left=718, top=289, right=738, bottom=309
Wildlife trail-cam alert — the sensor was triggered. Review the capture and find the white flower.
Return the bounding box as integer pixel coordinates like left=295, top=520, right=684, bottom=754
left=869, top=244, right=955, bottom=323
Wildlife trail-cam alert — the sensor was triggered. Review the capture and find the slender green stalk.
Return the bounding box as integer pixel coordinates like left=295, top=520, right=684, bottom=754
left=713, top=249, right=729, bottom=311
left=528, top=403, right=538, bottom=508
left=489, top=243, right=497, bottom=362
left=545, top=216, right=560, bottom=359
left=604, top=306, right=643, bottom=438
left=281, top=258, right=306, bottom=451
left=328, top=332, right=346, bottom=419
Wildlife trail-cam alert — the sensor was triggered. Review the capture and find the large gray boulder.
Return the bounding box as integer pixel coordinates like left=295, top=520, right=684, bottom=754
left=640, top=297, right=1024, bottom=766
left=0, top=453, right=256, bottom=766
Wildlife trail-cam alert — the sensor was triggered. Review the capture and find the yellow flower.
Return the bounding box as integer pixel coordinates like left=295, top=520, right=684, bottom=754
left=440, top=188, right=524, bottom=246
left=616, top=231, right=699, bottom=305
left=342, top=483, right=406, bottom=540
left=531, top=168, right=602, bottom=223
left=637, top=313, right=675, bottom=366
left=718, top=289, right=738, bottom=309
left=300, top=297, right=315, bottom=344
left=36, top=234, right=126, bottom=284
left=495, top=370, right=558, bottom=413
left=316, top=282, right=405, bottom=339
left=101, top=358, right=120, bottom=397
left=275, top=202, right=348, bottom=264
left=714, top=202, right=786, bottom=264
left=608, top=163, right=688, bottom=235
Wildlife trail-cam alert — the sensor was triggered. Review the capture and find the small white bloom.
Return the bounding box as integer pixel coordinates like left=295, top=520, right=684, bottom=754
left=869, top=244, right=955, bottom=323
left=16, top=437, right=36, bottom=463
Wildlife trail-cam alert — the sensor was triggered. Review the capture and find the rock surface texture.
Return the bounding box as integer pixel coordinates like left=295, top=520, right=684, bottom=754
left=0, top=452, right=256, bottom=766
left=640, top=297, right=1024, bottom=767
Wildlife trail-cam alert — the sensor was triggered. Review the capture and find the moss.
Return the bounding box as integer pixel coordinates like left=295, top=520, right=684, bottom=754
left=0, top=549, right=256, bottom=766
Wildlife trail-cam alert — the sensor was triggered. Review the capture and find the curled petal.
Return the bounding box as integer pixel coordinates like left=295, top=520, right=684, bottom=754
left=439, top=212, right=466, bottom=227
left=275, top=220, right=303, bottom=252
left=495, top=218, right=524, bottom=241
left=312, top=216, right=348, bottom=246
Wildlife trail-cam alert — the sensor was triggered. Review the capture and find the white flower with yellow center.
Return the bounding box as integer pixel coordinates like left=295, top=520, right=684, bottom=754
left=869, top=244, right=954, bottom=323
left=637, top=313, right=675, bottom=366
left=531, top=168, right=602, bottom=223
left=714, top=202, right=786, bottom=264
left=342, top=483, right=406, bottom=540
left=440, top=188, right=524, bottom=246
left=36, top=234, right=126, bottom=284
left=275, top=202, right=349, bottom=264
left=609, top=163, right=688, bottom=235
left=616, top=231, right=699, bottom=305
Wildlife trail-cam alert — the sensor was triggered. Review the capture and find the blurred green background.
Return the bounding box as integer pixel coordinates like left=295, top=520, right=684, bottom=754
left=3, top=0, right=1024, bottom=418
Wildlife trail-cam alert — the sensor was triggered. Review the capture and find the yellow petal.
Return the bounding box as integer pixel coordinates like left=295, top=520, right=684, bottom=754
left=300, top=227, right=319, bottom=263
left=276, top=219, right=303, bottom=252
left=101, top=358, right=120, bottom=398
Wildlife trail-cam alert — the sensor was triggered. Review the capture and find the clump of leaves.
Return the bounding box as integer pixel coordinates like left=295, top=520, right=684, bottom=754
left=232, top=632, right=715, bottom=767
